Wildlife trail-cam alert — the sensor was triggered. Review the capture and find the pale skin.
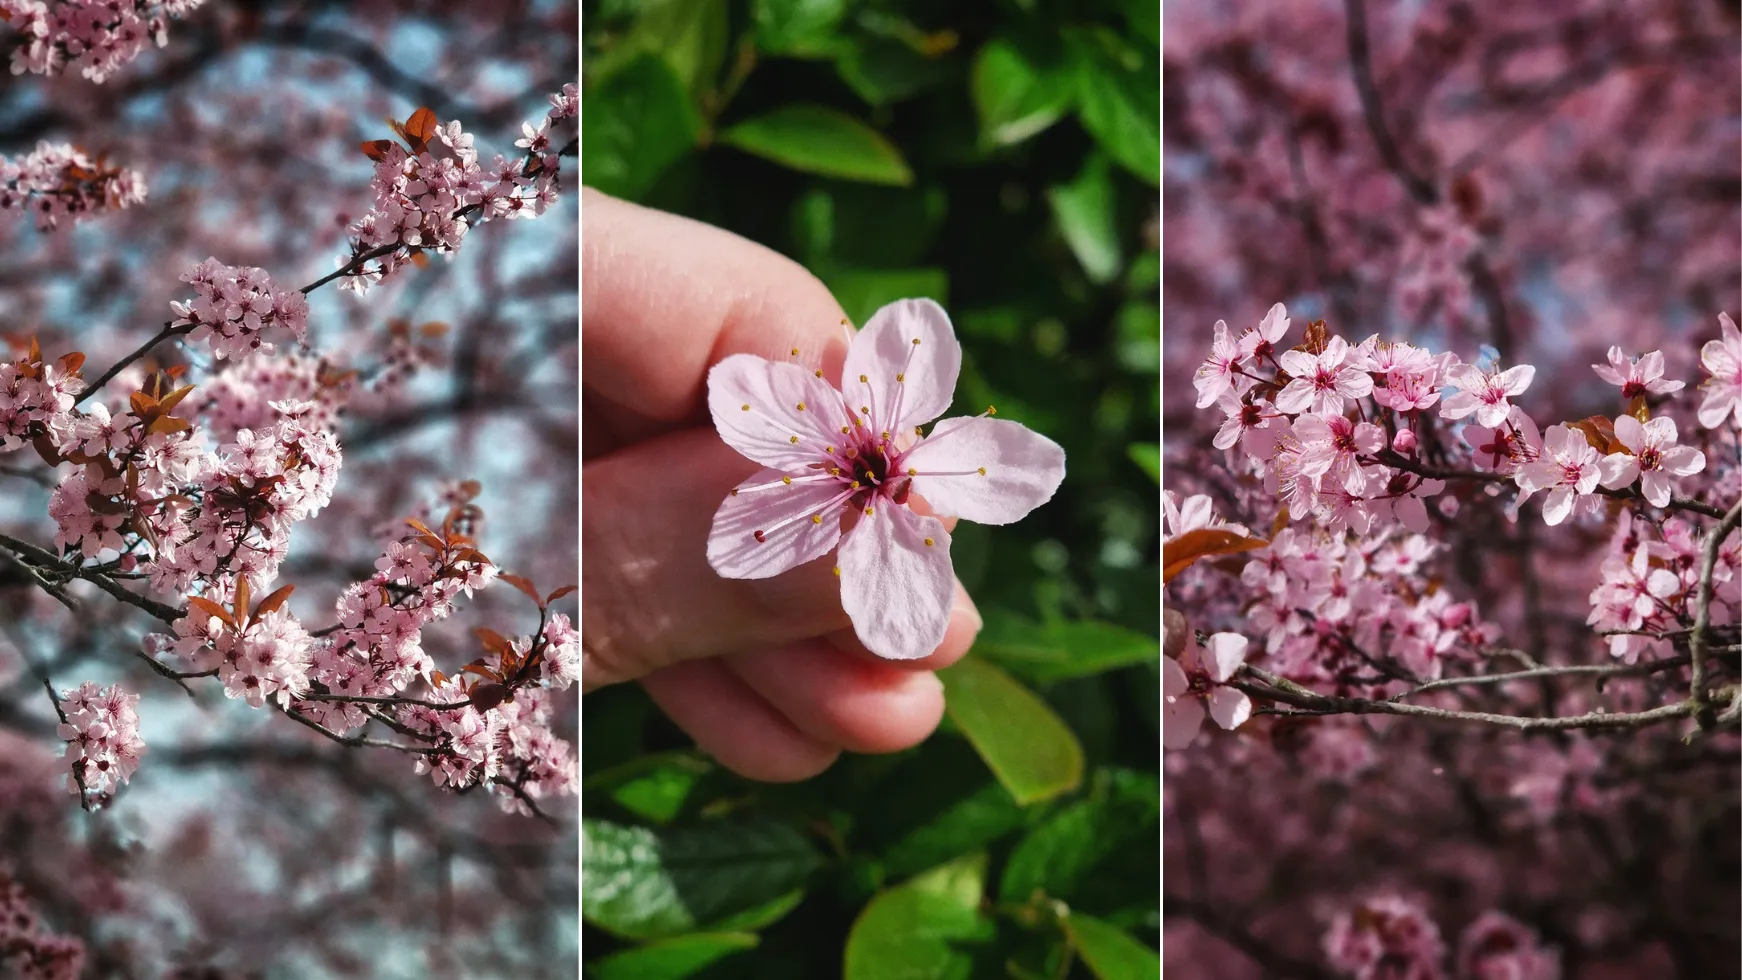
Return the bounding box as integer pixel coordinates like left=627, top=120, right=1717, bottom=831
left=581, top=188, right=983, bottom=782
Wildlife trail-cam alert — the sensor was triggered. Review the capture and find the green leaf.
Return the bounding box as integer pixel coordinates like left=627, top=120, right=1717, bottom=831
left=1113, top=302, right=1159, bottom=374
left=587, top=933, right=759, bottom=980
left=839, top=37, right=956, bottom=107
left=753, top=0, right=848, bottom=58
left=820, top=266, right=948, bottom=327
left=974, top=612, right=1158, bottom=684
left=610, top=757, right=708, bottom=824
left=1126, top=249, right=1159, bottom=294
left=582, top=55, right=701, bottom=201
left=1126, top=444, right=1159, bottom=484
left=938, top=656, right=1083, bottom=805
left=1046, top=152, right=1121, bottom=284
left=997, top=769, right=1159, bottom=906
left=719, top=105, right=914, bottom=185
left=880, top=780, right=1027, bottom=879
left=971, top=37, right=1073, bottom=147
left=581, top=819, right=821, bottom=940
left=1069, top=30, right=1158, bottom=186
left=589, top=0, right=730, bottom=103
left=1067, top=914, right=1160, bottom=980
left=844, top=854, right=995, bottom=980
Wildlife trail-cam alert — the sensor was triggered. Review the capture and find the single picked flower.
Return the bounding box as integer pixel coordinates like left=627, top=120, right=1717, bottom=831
left=705, top=299, right=1066, bottom=660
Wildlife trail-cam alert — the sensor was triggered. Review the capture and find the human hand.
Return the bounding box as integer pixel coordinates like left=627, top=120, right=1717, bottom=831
left=581, top=188, right=983, bottom=782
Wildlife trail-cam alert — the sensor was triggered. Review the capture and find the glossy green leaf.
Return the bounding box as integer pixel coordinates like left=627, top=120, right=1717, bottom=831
left=588, top=0, right=729, bottom=102
left=1047, top=152, right=1122, bottom=284
left=972, top=37, right=1074, bottom=147
left=1127, top=443, right=1160, bottom=483
left=754, top=0, right=848, bottom=58
left=998, top=769, right=1159, bottom=905
left=843, top=854, right=995, bottom=980
left=581, top=819, right=820, bottom=940
left=1069, top=31, right=1159, bottom=186
left=938, top=656, right=1084, bottom=805
left=1114, top=302, right=1159, bottom=373
left=975, top=612, right=1158, bottom=683
left=1068, top=913, right=1160, bottom=980
left=582, top=55, right=701, bottom=201
left=840, top=37, right=956, bottom=107
left=587, top=933, right=759, bottom=980
left=720, top=106, right=914, bottom=186
left=880, top=780, right=1027, bottom=879
left=610, top=757, right=708, bottom=824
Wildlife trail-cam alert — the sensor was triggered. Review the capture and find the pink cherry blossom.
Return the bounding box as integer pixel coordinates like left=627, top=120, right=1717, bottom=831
left=1164, top=490, right=1249, bottom=539
left=1591, top=346, right=1684, bottom=399
left=55, top=680, right=145, bottom=802
left=1598, top=415, right=1705, bottom=508
left=1294, top=413, right=1385, bottom=495
left=1192, top=318, right=1246, bottom=408
left=1459, top=407, right=1542, bottom=474
left=1210, top=389, right=1284, bottom=458
left=1514, top=424, right=1604, bottom=526
left=1235, top=301, right=1291, bottom=362
left=706, top=298, right=1066, bottom=660
left=1440, top=362, right=1536, bottom=428
left=1697, top=311, right=1742, bottom=428
left=1275, top=336, right=1373, bottom=416
left=1456, top=911, right=1561, bottom=980
left=1163, top=631, right=1251, bottom=750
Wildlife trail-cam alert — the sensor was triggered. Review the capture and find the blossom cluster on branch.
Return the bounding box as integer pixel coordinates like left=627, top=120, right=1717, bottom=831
left=0, top=88, right=578, bottom=817
left=1324, top=897, right=1559, bottom=980
left=0, top=142, right=146, bottom=230
left=1, top=0, right=205, bottom=82
left=1167, top=302, right=1739, bottom=744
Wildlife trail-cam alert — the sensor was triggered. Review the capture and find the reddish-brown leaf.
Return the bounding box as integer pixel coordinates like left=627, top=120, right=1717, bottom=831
left=1162, top=528, right=1268, bottom=583
left=1626, top=395, right=1650, bottom=424
left=360, top=139, right=395, bottom=161
left=473, top=627, right=512, bottom=655
left=129, top=391, right=156, bottom=417
left=1568, top=416, right=1621, bottom=454
left=545, top=585, right=577, bottom=604
left=403, top=107, right=439, bottom=143
left=232, top=577, right=251, bottom=622
left=469, top=683, right=507, bottom=712
left=498, top=573, right=543, bottom=607
left=155, top=383, right=197, bottom=416
left=148, top=416, right=193, bottom=436
left=429, top=670, right=448, bottom=688
left=252, top=584, right=296, bottom=622
left=57, top=352, right=85, bottom=375
left=186, top=596, right=236, bottom=629
left=461, top=663, right=498, bottom=680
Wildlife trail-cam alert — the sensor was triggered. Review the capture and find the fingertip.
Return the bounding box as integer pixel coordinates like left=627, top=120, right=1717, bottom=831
left=641, top=659, right=842, bottom=783
left=726, top=644, right=946, bottom=755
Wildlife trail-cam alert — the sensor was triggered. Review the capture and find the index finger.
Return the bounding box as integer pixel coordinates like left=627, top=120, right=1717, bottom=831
left=580, top=187, right=854, bottom=425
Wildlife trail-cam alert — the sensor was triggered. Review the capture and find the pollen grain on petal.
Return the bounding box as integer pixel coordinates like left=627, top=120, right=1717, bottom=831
left=796, top=402, right=806, bottom=411
left=740, top=404, right=750, bottom=411
left=812, top=514, right=823, bottom=524
left=782, top=476, right=792, bottom=485
left=924, top=537, right=934, bottom=547
left=789, top=435, right=799, bottom=444
left=859, top=374, right=868, bottom=383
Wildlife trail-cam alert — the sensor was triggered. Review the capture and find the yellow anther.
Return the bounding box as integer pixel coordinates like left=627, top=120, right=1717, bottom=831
left=850, top=480, right=861, bottom=489
left=881, top=431, right=890, bottom=440
left=978, top=467, right=987, bottom=476
left=782, top=476, right=792, bottom=485
left=789, top=435, right=799, bottom=444
left=987, top=405, right=997, bottom=416
left=841, top=426, right=850, bottom=434
left=796, top=402, right=806, bottom=411
left=741, top=404, right=750, bottom=411
left=830, top=467, right=841, bottom=475
left=859, top=374, right=868, bottom=383
left=860, top=406, right=870, bottom=415
left=912, top=338, right=920, bottom=345
left=790, top=347, right=800, bottom=356
left=812, top=514, right=823, bottom=524
left=895, top=373, right=904, bottom=383
left=825, top=446, right=834, bottom=453
left=833, top=566, right=841, bottom=576
left=814, top=370, right=823, bottom=378
left=864, top=506, right=874, bottom=516
left=729, top=489, right=738, bottom=496
left=923, top=537, right=934, bottom=547
left=907, top=467, right=917, bottom=476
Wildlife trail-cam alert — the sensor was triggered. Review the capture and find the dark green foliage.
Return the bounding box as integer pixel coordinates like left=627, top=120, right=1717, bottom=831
left=583, top=0, right=1160, bottom=974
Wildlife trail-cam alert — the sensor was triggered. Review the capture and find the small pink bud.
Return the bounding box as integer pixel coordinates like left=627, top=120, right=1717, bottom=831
left=1392, top=429, right=1417, bottom=453
left=118, top=553, right=137, bottom=572
left=1438, top=496, right=1461, bottom=518
left=1440, top=602, right=1472, bottom=629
